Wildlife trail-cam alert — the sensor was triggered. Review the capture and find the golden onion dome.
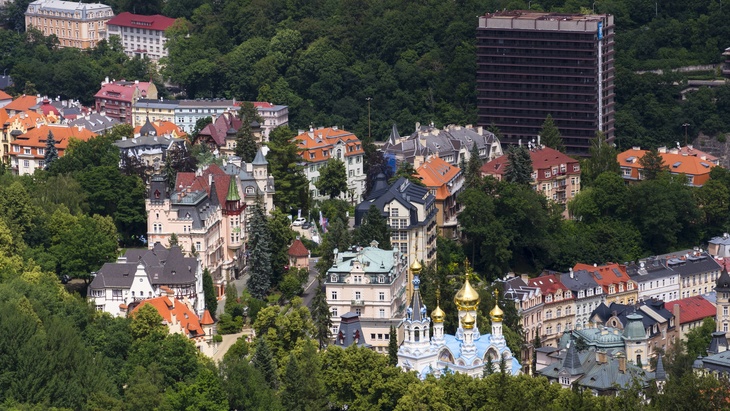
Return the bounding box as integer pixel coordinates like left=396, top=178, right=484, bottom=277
left=454, top=276, right=480, bottom=311
left=490, top=289, right=504, bottom=323
left=431, top=304, right=446, bottom=323
left=410, top=259, right=423, bottom=275
left=461, top=312, right=475, bottom=329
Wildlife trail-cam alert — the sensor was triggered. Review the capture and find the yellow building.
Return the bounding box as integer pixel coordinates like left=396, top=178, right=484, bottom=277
left=25, top=0, right=114, bottom=49
left=132, top=99, right=178, bottom=128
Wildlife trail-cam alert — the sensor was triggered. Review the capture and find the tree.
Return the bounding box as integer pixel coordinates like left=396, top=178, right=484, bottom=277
left=389, top=161, right=423, bottom=186
left=581, top=131, right=620, bottom=187
left=539, top=114, right=564, bottom=152
left=388, top=325, right=398, bottom=366
left=267, top=127, right=309, bottom=212
left=686, top=317, right=716, bottom=358
left=202, top=268, right=217, bottom=318
left=234, top=120, right=258, bottom=163
left=252, top=338, right=278, bottom=390
left=315, top=158, right=347, bottom=199
left=130, top=304, right=167, bottom=341
left=464, top=142, right=484, bottom=189
left=639, top=148, right=667, bottom=180
left=353, top=204, right=391, bottom=249
left=267, top=208, right=297, bottom=288
left=168, top=233, right=179, bottom=248
left=483, top=353, right=495, bottom=376
left=191, top=116, right=213, bottom=144
left=503, top=145, right=533, bottom=185
left=247, top=203, right=272, bottom=300
left=44, top=130, right=58, bottom=170
left=50, top=213, right=118, bottom=284
left=311, top=277, right=332, bottom=350
left=531, top=334, right=541, bottom=374
left=160, top=368, right=227, bottom=411
left=238, top=101, right=263, bottom=124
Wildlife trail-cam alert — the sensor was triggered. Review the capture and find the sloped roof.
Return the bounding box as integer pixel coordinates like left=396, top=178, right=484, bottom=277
left=617, top=148, right=716, bottom=177
left=416, top=155, right=461, bottom=200
left=287, top=239, right=308, bottom=257
left=5, top=95, right=37, bottom=112
left=573, top=263, right=632, bottom=292
left=106, top=12, right=176, bottom=31
left=666, top=295, right=716, bottom=325
left=198, top=112, right=241, bottom=146
left=7, top=110, right=46, bottom=130
left=12, top=124, right=95, bottom=154
left=481, top=146, right=578, bottom=180
left=528, top=273, right=568, bottom=295
left=354, top=177, right=436, bottom=229
left=294, top=127, right=364, bottom=163
left=95, top=81, right=153, bottom=102
left=201, top=309, right=214, bottom=325
left=174, top=164, right=230, bottom=209
left=133, top=119, right=186, bottom=138
left=0, top=90, right=12, bottom=100
left=131, top=296, right=205, bottom=337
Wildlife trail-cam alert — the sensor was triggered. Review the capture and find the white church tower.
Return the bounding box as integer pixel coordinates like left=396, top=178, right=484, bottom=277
left=397, top=260, right=438, bottom=374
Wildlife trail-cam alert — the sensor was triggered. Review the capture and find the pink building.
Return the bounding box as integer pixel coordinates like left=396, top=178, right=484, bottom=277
left=95, top=78, right=158, bottom=123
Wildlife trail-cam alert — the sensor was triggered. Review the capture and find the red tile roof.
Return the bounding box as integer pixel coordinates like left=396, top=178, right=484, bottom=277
left=131, top=296, right=205, bottom=337
left=288, top=239, right=309, bottom=257
left=198, top=112, right=240, bottom=147
left=666, top=295, right=716, bottom=325
left=528, top=273, right=567, bottom=295
left=201, top=309, right=214, bottom=325
left=573, top=263, right=633, bottom=292
left=5, top=95, right=37, bottom=112
left=94, top=81, right=153, bottom=103
left=417, top=155, right=461, bottom=200
left=174, top=164, right=230, bottom=206
left=106, top=12, right=176, bottom=31
left=481, top=146, right=579, bottom=181
left=253, top=102, right=274, bottom=109
left=294, top=127, right=364, bottom=163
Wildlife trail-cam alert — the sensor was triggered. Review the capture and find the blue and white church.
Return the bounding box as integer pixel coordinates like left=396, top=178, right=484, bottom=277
left=397, top=261, right=521, bottom=378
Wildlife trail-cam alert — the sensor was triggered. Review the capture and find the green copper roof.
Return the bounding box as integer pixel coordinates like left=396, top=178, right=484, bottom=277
left=622, top=313, right=646, bottom=340
left=226, top=176, right=240, bottom=201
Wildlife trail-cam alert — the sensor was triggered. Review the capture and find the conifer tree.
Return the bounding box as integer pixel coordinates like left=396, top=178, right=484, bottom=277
left=531, top=334, right=541, bottom=374
left=353, top=204, right=391, bottom=249
left=311, top=277, right=332, bottom=350
left=247, top=203, right=272, bottom=300
left=234, top=118, right=258, bottom=163
left=504, top=145, right=533, bottom=185
left=280, top=354, right=301, bottom=409
left=44, top=130, right=58, bottom=169
left=252, top=338, right=278, bottom=389
left=539, top=114, right=565, bottom=152
left=465, top=142, right=484, bottom=189
left=639, top=148, right=667, bottom=180
left=483, top=353, right=495, bottom=377
left=202, top=268, right=217, bottom=317
left=499, top=352, right=507, bottom=375
left=167, top=232, right=179, bottom=248
left=388, top=325, right=398, bottom=366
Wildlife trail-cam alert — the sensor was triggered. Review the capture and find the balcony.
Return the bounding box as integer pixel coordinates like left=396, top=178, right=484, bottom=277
left=351, top=299, right=365, bottom=307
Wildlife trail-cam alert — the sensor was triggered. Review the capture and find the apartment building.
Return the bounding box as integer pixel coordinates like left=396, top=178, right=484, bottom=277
left=174, top=99, right=237, bottom=134
left=355, top=174, right=438, bottom=265
left=25, top=0, right=114, bottom=49
left=660, top=250, right=723, bottom=298
left=9, top=124, right=95, bottom=175
left=94, top=78, right=157, bottom=123
left=503, top=274, right=543, bottom=373
left=325, top=243, right=408, bottom=353
left=295, top=126, right=366, bottom=203
left=627, top=259, right=681, bottom=303
left=618, top=146, right=717, bottom=187
left=477, top=11, right=615, bottom=154
left=574, top=263, right=638, bottom=306
left=415, top=155, right=464, bottom=238
left=666, top=295, right=717, bottom=341
left=561, top=268, right=603, bottom=329
left=528, top=273, right=573, bottom=347
left=252, top=102, right=288, bottom=140
left=105, top=12, right=175, bottom=61
left=132, top=99, right=178, bottom=127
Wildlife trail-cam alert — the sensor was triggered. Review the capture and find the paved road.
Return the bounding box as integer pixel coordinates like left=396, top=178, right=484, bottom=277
left=211, top=330, right=252, bottom=363
left=302, top=257, right=321, bottom=308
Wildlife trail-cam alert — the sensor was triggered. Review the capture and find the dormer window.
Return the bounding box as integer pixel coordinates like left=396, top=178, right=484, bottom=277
left=330, top=274, right=338, bottom=282
left=154, top=189, right=160, bottom=199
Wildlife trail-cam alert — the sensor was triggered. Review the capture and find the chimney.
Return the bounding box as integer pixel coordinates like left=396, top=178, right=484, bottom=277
left=208, top=173, right=213, bottom=187
left=521, top=273, right=529, bottom=283
left=617, top=352, right=626, bottom=373
left=596, top=350, right=607, bottom=364
left=537, top=135, right=541, bottom=147
left=569, top=267, right=574, bottom=279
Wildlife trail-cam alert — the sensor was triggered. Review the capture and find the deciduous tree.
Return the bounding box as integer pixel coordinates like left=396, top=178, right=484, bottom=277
left=315, top=158, right=347, bottom=199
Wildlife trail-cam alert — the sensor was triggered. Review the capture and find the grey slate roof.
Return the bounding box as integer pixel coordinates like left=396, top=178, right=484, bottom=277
left=408, top=276, right=426, bottom=322
left=717, top=269, right=730, bottom=291
left=70, top=113, right=119, bottom=133
left=382, top=123, right=498, bottom=164
left=590, top=300, right=672, bottom=338
left=563, top=343, right=583, bottom=375
left=334, top=312, right=370, bottom=348
left=252, top=148, right=267, bottom=165
left=560, top=270, right=600, bottom=292
left=354, top=177, right=436, bottom=229
left=655, top=355, right=666, bottom=381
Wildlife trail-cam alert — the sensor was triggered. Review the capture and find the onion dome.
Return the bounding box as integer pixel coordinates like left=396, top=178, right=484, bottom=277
left=455, top=262, right=480, bottom=311
left=461, top=312, right=475, bottom=329
left=431, top=289, right=445, bottom=323
left=410, top=259, right=422, bottom=275
left=490, top=289, right=504, bottom=323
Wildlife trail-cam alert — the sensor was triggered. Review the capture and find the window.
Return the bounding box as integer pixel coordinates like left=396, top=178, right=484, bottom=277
left=355, top=308, right=361, bottom=315
left=545, top=295, right=552, bottom=303
left=379, top=292, right=385, bottom=301
left=354, top=291, right=361, bottom=300
left=195, top=242, right=201, bottom=251
left=331, top=291, right=338, bottom=300
left=23, top=160, right=29, bottom=168
left=724, top=306, right=728, bottom=316
left=379, top=309, right=385, bottom=318
left=331, top=308, right=338, bottom=317
left=560, top=376, right=570, bottom=385
left=37, top=148, right=44, bottom=155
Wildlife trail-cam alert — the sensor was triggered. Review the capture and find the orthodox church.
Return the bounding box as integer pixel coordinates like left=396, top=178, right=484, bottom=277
left=397, top=261, right=521, bottom=378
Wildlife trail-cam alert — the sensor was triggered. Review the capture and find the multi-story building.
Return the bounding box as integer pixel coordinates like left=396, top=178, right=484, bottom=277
left=146, top=165, right=246, bottom=296
left=69, top=112, right=119, bottom=133
left=325, top=243, right=408, bottom=353
left=295, top=126, right=366, bottom=203
left=561, top=268, right=603, bottom=329
left=481, top=145, right=581, bottom=217
left=87, top=244, right=204, bottom=318
left=528, top=273, right=573, bottom=347
left=94, top=78, right=158, bottom=123
left=9, top=124, right=95, bottom=175
left=355, top=174, right=437, bottom=265
left=503, top=274, right=543, bottom=373
left=25, top=0, right=114, bottom=49
left=114, top=120, right=187, bottom=172
left=132, top=98, right=178, bottom=127
left=627, top=258, right=681, bottom=303
left=714, top=270, right=730, bottom=337
left=382, top=123, right=503, bottom=169
left=415, top=155, right=464, bottom=238
left=1, top=110, right=47, bottom=161
left=195, top=112, right=262, bottom=157
left=618, top=146, right=717, bottom=187
left=666, top=295, right=717, bottom=341
left=477, top=11, right=615, bottom=155
left=105, top=12, right=175, bottom=61
left=252, top=102, right=288, bottom=140
left=174, top=99, right=237, bottom=134
left=574, top=263, right=638, bottom=306
left=659, top=250, right=723, bottom=298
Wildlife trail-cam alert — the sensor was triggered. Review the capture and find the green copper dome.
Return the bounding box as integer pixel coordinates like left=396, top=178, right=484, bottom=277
left=622, top=313, right=646, bottom=341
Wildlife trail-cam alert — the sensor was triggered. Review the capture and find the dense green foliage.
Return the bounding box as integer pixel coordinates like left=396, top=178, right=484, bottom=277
left=247, top=203, right=272, bottom=299
left=315, top=159, right=347, bottom=199
left=353, top=204, right=391, bottom=249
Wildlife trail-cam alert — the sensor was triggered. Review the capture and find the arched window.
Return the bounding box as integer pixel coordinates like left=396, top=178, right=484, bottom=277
left=414, top=327, right=420, bottom=342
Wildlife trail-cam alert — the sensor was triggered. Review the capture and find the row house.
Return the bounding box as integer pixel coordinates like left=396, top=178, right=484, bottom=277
left=574, top=262, right=638, bottom=306
left=590, top=298, right=676, bottom=361
left=252, top=102, right=288, bottom=140
left=617, top=146, right=717, bottom=187
left=88, top=244, right=204, bottom=317
left=174, top=99, right=237, bottom=134
left=325, top=242, right=408, bottom=353
left=355, top=174, right=437, bottom=265
left=528, top=273, right=573, bottom=347
left=666, top=250, right=723, bottom=298
left=666, top=295, right=717, bottom=341
left=94, top=78, right=157, bottom=123
left=295, top=126, right=366, bottom=203
left=415, top=155, right=464, bottom=238
left=132, top=98, right=178, bottom=127
left=10, top=124, right=95, bottom=175
left=129, top=289, right=217, bottom=357
left=627, top=258, right=681, bottom=303
left=503, top=274, right=544, bottom=373
left=481, top=145, right=581, bottom=218
left=382, top=122, right=503, bottom=168
left=146, top=165, right=245, bottom=295
left=69, top=112, right=119, bottom=133
left=561, top=268, right=603, bottom=329
left=25, top=0, right=113, bottom=49
left=105, top=12, right=175, bottom=61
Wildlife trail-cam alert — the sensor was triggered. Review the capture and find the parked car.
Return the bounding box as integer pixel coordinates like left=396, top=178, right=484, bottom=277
left=292, top=217, right=306, bottom=226
left=302, top=221, right=312, bottom=229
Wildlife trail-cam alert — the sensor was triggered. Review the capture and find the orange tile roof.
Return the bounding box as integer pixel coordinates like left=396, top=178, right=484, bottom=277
left=294, top=127, right=364, bottom=163
left=131, top=296, right=205, bottom=337
left=201, top=309, right=214, bottom=325
left=617, top=148, right=716, bottom=178
left=416, top=155, right=461, bottom=200
left=0, top=90, right=12, bottom=100
left=11, top=125, right=96, bottom=157
left=4, top=95, right=37, bottom=112
left=133, top=120, right=186, bottom=138
left=0, top=108, right=8, bottom=126
left=7, top=111, right=46, bottom=130
left=573, top=263, right=633, bottom=292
